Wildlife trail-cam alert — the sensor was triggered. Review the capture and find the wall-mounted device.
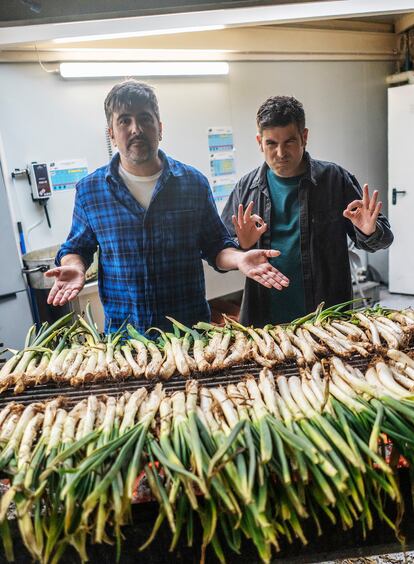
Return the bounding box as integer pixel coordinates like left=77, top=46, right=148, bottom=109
left=29, top=162, right=52, bottom=200
left=11, top=162, right=53, bottom=229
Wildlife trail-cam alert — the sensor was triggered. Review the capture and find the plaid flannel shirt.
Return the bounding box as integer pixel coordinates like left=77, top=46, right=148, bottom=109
left=56, top=151, right=237, bottom=332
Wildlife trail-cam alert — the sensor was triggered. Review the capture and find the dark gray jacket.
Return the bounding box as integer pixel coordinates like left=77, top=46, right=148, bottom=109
left=221, top=153, right=393, bottom=327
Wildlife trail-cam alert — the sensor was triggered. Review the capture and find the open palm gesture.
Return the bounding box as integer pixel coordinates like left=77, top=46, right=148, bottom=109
left=46, top=266, right=85, bottom=306
left=238, top=249, right=290, bottom=290
left=232, top=201, right=268, bottom=250
left=343, top=184, right=382, bottom=236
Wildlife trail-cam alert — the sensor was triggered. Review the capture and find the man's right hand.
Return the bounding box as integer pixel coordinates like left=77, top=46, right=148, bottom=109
left=231, top=201, right=268, bottom=250
left=45, top=265, right=86, bottom=306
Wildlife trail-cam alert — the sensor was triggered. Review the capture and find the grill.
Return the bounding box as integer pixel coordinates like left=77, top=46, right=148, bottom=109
left=0, top=352, right=376, bottom=408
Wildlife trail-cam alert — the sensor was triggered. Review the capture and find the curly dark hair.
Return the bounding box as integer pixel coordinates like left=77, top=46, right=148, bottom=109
left=256, top=96, right=305, bottom=134
left=104, top=80, right=160, bottom=126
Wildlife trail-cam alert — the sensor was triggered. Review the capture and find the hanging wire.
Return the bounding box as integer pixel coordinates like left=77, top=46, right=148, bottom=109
left=34, top=44, right=55, bottom=74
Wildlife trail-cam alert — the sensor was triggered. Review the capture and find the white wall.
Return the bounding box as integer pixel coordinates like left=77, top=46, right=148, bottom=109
left=0, top=60, right=393, bottom=283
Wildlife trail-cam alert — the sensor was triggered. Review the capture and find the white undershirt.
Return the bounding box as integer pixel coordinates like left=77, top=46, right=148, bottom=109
left=118, top=163, right=162, bottom=209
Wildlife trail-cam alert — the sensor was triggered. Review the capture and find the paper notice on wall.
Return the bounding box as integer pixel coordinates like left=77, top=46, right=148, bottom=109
left=211, top=175, right=236, bottom=203
left=208, top=127, right=234, bottom=152
left=209, top=151, right=236, bottom=177
left=50, top=159, right=88, bottom=191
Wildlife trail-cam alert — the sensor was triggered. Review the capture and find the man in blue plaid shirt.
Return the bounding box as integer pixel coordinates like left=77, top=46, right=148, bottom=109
left=46, top=81, right=289, bottom=332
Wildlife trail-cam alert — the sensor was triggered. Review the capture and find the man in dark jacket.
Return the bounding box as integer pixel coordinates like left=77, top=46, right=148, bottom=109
left=221, top=95, right=393, bottom=327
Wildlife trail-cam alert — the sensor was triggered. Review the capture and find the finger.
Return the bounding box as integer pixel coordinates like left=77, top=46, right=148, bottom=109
left=250, top=214, right=265, bottom=226
left=47, top=284, right=60, bottom=305
left=372, top=201, right=382, bottom=222
left=252, top=274, right=273, bottom=289
left=267, top=278, right=283, bottom=290
left=368, top=190, right=379, bottom=213
left=58, top=290, right=72, bottom=306
left=255, top=268, right=284, bottom=289
left=52, top=288, right=68, bottom=307
left=345, top=200, right=363, bottom=212
left=257, top=223, right=268, bottom=234
left=262, top=249, right=281, bottom=258
left=244, top=201, right=254, bottom=223
left=266, top=267, right=290, bottom=286
left=238, top=204, right=243, bottom=226
left=44, top=267, right=61, bottom=278
left=362, top=184, right=369, bottom=208
left=231, top=215, right=238, bottom=229
left=66, top=288, right=81, bottom=303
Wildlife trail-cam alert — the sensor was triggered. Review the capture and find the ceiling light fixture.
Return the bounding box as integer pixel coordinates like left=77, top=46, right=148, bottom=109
left=59, top=61, right=229, bottom=78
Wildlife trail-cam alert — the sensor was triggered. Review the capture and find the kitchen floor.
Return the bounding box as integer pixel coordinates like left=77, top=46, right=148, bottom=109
left=379, top=285, right=414, bottom=309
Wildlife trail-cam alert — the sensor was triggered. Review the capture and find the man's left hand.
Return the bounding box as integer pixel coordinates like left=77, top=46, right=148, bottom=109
left=343, top=184, right=382, bottom=236
left=237, top=249, right=290, bottom=290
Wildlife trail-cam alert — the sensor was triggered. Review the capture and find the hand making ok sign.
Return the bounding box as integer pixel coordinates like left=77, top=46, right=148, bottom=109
left=343, top=184, right=382, bottom=236
left=231, top=201, right=268, bottom=250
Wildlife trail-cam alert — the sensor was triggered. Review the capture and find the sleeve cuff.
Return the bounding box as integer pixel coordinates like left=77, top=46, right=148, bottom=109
left=207, top=239, right=239, bottom=273
left=353, top=223, right=383, bottom=243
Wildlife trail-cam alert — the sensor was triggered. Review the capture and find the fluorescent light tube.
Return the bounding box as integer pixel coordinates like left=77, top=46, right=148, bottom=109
left=59, top=61, right=229, bottom=78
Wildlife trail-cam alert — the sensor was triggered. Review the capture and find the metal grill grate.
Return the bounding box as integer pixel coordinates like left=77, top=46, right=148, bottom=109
left=0, top=352, right=381, bottom=408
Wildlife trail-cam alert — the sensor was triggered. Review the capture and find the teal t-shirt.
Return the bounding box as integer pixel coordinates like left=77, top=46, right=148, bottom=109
left=267, top=169, right=306, bottom=324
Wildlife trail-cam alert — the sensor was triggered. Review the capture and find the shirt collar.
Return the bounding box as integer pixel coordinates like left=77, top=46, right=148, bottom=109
left=248, top=151, right=317, bottom=192
left=105, top=149, right=183, bottom=184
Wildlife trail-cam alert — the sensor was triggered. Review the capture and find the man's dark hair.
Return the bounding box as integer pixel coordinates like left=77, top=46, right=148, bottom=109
left=104, top=80, right=160, bottom=126
left=256, top=96, right=305, bottom=134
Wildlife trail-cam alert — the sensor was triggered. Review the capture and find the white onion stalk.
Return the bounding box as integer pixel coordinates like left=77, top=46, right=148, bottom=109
left=227, top=384, right=250, bottom=421
left=192, top=337, right=210, bottom=372
left=203, top=331, right=223, bottom=363
left=354, top=313, right=382, bottom=347
left=387, top=349, right=414, bottom=370
left=269, top=325, right=295, bottom=360
left=372, top=321, right=400, bottom=349
left=222, top=331, right=249, bottom=369
left=31, top=352, right=52, bottom=384
left=168, top=334, right=190, bottom=377
left=45, top=408, right=67, bottom=455
left=286, top=328, right=317, bottom=364
left=251, top=343, right=276, bottom=368
left=61, top=346, right=80, bottom=373
left=113, top=346, right=132, bottom=379
left=331, top=320, right=370, bottom=342
left=389, top=366, right=414, bottom=391
left=0, top=402, right=17, bottom=430
left=0, top=411, right=22, bottom=444
left=210, top=386, right=239, bottom=428
left=66, top=348, right=85, bottom=379
left=389, top=311, right=414, bottom=327
left=300, top=377, right=324, bottom=412
left=158, top=340, right=177, bottom=380
left=255, top=327, right=281, bottom=360
left=120, top=388, right=148, bottom=434
left=0, top=403, right=42, bottom=469
left=377, top=316, right=405, bottom=340
left=299, top=328, right=327, bottom=355
left=182, top=333, right=197, bottom=372
left=375, top=361, right=412, bottom=398
left=211, top=330, right=232, bottom=369
left=303, top=324, right=349, bottom=356
left=145, top=342, right=164, bottom=379
left=129, top=339, right=148, bottom=372
left=122, top=343, right=144, bottom=377
left=330, top=357, right=376, bottom=397
left=258, top=368, right=281, bottom=418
